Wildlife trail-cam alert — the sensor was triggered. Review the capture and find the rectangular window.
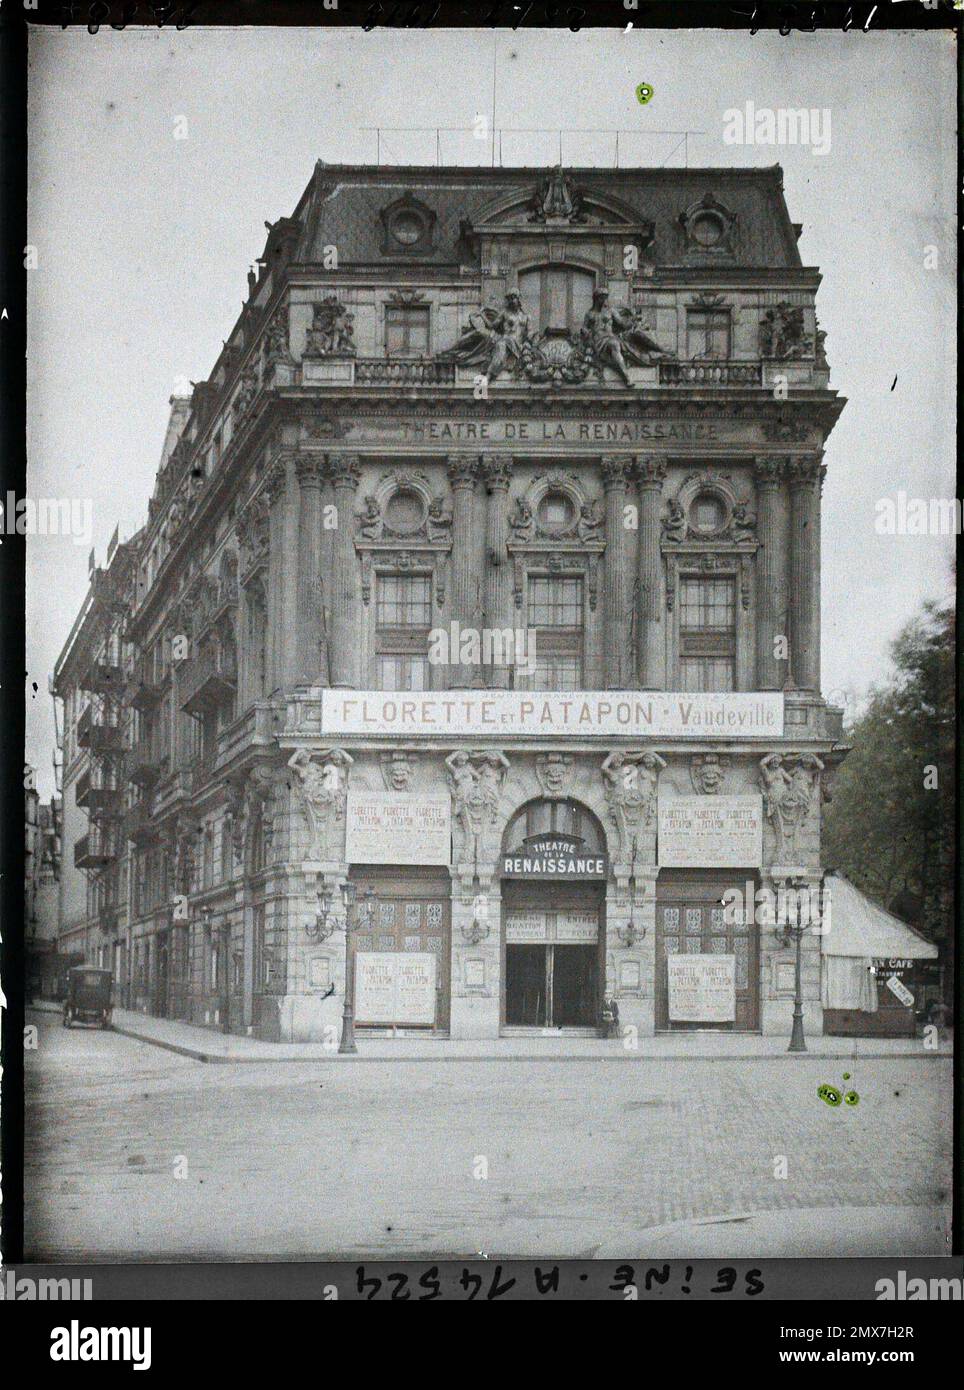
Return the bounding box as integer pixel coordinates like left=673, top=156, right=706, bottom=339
left=527, top=576, right=584, bottom=689
left=375, top=655, right=428, bottom=691
left=687, top=309, right=731, bottom=360
left=385, top=305, right=430, bottom=356
left=375, top=574, right=431, bottom=690
left=376, top=575, right=432, bottom=628
left=679, top=576, right=736, bottom=692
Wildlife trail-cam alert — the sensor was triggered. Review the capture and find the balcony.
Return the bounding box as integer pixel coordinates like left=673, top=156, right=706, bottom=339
left=659, top=360, right=763, bottom=387
left=353, top=358, right=457, bottom=387
left=128, top=656, right=169, bottom=711
left=124, top=799, right=155, bottom=846
left=77, top=706, right=125, bottom=753
left=180, top=647, right=238, bottom=716
left=81, top=659, right=124, bottom=696
left=74, top=832, right=116, bottom=870
left=130, top=742, right=165, bottom=789
left=76, top=771, right=122, bottom=817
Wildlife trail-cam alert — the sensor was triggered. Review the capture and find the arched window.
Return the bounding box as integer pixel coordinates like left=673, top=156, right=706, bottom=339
left=502, top=798, right=605, bottom=855
left=518, top=266, right=596, bottom=337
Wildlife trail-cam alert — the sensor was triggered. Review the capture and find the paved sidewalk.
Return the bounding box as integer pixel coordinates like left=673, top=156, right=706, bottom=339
left=31, top=1002, right=953, bottom=1063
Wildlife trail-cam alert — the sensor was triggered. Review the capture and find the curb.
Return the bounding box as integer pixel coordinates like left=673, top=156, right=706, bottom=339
left=106, top=1024, right=953, bottom=1066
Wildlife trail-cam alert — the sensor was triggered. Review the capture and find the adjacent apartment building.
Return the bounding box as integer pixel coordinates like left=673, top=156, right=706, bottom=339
left=54, top=160, right=873, bottom=1042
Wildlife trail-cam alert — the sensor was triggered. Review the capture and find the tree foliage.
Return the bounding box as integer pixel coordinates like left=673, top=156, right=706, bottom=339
left=822, top=597, right=955, bottom=951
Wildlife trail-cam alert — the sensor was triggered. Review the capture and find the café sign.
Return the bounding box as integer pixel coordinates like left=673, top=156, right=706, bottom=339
left=319, top=691, right=783, bottom=739
left=502, top=832, right=607, bottom=880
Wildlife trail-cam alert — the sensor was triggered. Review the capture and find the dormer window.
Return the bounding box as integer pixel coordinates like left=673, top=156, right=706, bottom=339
left=378, top=193, right=436, bottom=256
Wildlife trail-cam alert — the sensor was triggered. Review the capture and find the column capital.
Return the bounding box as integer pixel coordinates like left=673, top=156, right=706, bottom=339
left=600, top=454, right=631, bottom=489
left=480, top=454, right=513, bottom=489
left=325, top=453, right=361, bottom=488
left=295, top=454, right=325, bottom=487
left=753, top=455, right=786, bottom=485
left=631, top=454, right=667, bottom=486
left=786, top=454, right=823, bottom=487
left=447, top=454, right=480, bottom=488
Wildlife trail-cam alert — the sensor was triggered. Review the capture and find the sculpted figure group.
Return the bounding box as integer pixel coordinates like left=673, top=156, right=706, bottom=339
left=437, top=288, right=668, bottom=386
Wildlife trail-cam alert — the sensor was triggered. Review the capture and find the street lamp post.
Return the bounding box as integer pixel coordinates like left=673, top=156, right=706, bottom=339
left=339, top=882, right=375, bottom=1055
left=775, top=878, right=808, bottom=1054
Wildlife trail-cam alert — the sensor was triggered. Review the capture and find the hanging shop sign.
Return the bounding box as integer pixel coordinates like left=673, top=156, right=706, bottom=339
left=355, top=952, right=437, bottom=1026
left=667, top=954, right=736, bottom=1023
left=502, top=832, right=607, bottom=881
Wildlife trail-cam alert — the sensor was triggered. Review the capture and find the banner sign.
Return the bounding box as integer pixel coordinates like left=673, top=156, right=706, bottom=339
left=345, top=792, right=450, bottom=866
left=355, top=952, right=436, bottom=1026
left=320, top=691, right=783, bottom=739
left=502, top=832, right=607, bottom=880
left=667, top=954, right=736, bottom=1022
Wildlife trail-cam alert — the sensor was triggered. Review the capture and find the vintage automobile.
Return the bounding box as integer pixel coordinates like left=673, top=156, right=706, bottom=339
left=62, top=967, right=113, bottom=1029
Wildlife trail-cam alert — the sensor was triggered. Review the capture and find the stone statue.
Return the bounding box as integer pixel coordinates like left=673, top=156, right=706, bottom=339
left=445, top=749, right=508, bottom=863
left=436, top=292, right=531, bottom=381
left=661, top=498, right=687, bottom=543
left=288, top=747, right=353, bottom=860
left=426, top=495, right=453, bottom=542
left=759, top=302, right=813, bottom=360
left=730, top=503, right=757, bottom=543
left=601, top=749, right=666, bottom=857
left=576, top=499, right=603, bottom=543
left=358, top=495, right=383, bottom=540
left=509, top=496, right=535, bottom=542
left=759, top=751, right=823, bottom=861
left=304, top=296, right=356, bottom=358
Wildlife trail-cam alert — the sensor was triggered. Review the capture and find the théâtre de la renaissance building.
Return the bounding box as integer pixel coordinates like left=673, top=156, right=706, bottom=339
left=53, top=160, right=848, bottom=1043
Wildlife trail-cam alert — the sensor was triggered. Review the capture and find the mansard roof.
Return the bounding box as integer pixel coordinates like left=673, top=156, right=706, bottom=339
left=289, top=162, right=804, bottom=270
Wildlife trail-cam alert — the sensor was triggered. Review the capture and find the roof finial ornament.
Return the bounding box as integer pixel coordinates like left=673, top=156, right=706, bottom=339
left=528, top=165, right=585, bottom=224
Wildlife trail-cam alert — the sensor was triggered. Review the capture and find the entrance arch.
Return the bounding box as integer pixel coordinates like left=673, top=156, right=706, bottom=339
left=500, top=798, right=608, bottom=1032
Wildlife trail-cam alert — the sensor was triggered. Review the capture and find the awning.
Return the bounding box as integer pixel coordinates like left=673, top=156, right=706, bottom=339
left=820, top=873, right=939, bottom=960
left=819, top=873, right=937, bottom=1013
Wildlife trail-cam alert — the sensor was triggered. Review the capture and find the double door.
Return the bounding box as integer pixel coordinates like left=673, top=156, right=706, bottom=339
left=503, top=883, right=603, bottom=1030
left=655, top=872, right=760, bottom=1031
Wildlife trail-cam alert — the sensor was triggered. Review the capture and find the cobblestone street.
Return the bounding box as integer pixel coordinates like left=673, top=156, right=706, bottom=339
left=24, top=1012, right=952, bottom=1260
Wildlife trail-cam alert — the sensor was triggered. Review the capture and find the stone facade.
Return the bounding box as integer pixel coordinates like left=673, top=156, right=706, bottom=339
left=54, top=163, right=845, bottom=1043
